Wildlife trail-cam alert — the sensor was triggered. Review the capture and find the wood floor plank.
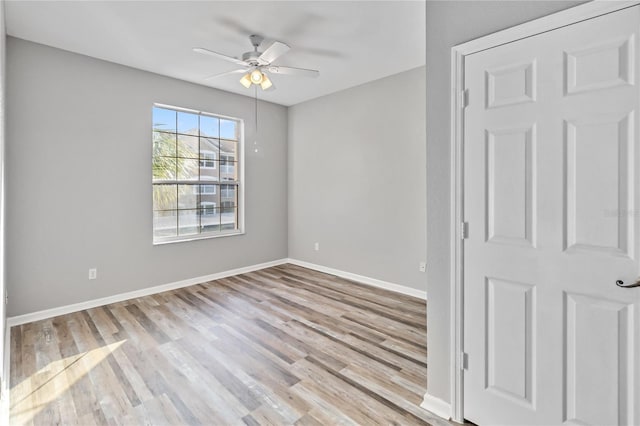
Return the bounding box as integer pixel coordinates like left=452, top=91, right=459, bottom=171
left=275, top=265, right=426, bottom=313
left=10, top=263, right=451, bottom=426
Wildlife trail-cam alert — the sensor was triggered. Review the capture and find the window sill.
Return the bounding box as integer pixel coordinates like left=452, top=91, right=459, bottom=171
left=153, top=230, right=244, bottom=245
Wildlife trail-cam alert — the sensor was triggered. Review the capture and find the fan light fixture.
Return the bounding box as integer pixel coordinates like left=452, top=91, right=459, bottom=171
left=195, top=34, right=320, bottom=92
left=260, top=74, right=273, bottom=90
left=250, top=69, right=263, bottom=84
left=239, top=73, right=252, bottom=88
left=239, top=69, right=272, bottom=90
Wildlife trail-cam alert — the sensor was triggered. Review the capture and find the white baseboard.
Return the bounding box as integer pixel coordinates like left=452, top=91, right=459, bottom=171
left=6, top=257, right=426, bottom=326
left=420, top=392, right=451, bottom=420
left=6, top=258, right=288, bottom=327
left=286, top=258, right=427, bottom=300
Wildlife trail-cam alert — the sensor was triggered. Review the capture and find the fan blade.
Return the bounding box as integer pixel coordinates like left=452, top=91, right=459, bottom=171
left=258, top=41, right=290, bottom=65
left=204, top=68, right=248, bottom=80
left=193, top=47, right=248, bottom=67
left=266, top=66, right=319, bottom=78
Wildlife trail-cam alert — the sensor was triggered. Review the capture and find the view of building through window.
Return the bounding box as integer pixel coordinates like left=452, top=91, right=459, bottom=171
left=152, top=105, right=241, bottom=242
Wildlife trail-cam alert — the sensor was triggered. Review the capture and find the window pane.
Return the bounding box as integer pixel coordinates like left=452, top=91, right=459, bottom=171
left=220, top=184, right=237, bottom=202
left=177, top=135, right=199, bottom=159
left=219, top=159, right=237, bottom=181
left=154, top=210, right=177, bottom=238
left=153, top=184, right=177, bottom=211
left=200, top=189, right=219, bottom=212
left=177, top=158, right=199, bottom=180
left=221, top=206, right=237, bottom=230
left=177, top=111, right=199, bottom=135
left=220, top=119, right=238, bottom=140
left=199, top=150, right=216, bottom=167
left=200, top=115, right=220, bottom=138
left=200, top=137, right=219, bottom=155
left=153, top=107, right=176, bottom=132
left=200, top=151, right=218, bottom=182
left=220, top=140, right=237, bottom=161
left=200, top=208, right=221, bottom=232
left=199, top=201, right=217, bottom=217
left=178, top=184, right=198, bottom=209
left=153, top=131, right=176, bottom=157
left=200, top=167, right=218, bottom=181
left=195, top=184, right=217, bottom=195
left=153, top=157, right=176, bottom=180
left=178, top=209, right=199, bottom=236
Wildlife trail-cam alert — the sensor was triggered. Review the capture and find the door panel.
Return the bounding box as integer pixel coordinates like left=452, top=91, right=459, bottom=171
left=564, top=293, right=634, bottom=426
left=564, top=114, right=634, bottom=256
left=486, top=60, right=537, bottom=108
left=486, top=125, right=536, bottom=247
left=485, top=277, right=535, bottom=407
left=464, top=6, right=640, bottom=425
left=565, top=36, right=634, bottom=95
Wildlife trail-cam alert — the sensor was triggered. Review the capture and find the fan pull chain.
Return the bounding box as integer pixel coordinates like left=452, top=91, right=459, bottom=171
left=254, top=85, right=259, bottom=153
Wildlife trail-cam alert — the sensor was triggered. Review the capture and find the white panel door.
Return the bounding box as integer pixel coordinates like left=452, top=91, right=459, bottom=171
left=464, top=6, right=640, bottom=426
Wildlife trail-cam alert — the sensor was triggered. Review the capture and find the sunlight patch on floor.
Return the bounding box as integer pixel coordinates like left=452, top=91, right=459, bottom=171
left=10, top=340, right=126, bottom=425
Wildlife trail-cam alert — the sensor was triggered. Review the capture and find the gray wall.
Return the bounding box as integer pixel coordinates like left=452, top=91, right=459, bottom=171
left=6, top=37, right=288, bottom=317
left=288, top=67, right=426, bottom=292
left=425, top=0, right=586, bottom=403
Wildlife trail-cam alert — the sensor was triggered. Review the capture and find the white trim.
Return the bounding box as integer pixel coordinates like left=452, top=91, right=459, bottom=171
left=6, top=258, right=288, bottom=327
left=449, top=46, right=465, bottom=424
left=5, top=257, right=426, bottom=326
left=455, top=0, right=640, bottom=56
left=286, top=258, right=426, bottom=300
left=421, top=393, right=452, bottom=421
left=449, top=1, right=640, bottom=423
left=153, top=229, right=245, bottom=246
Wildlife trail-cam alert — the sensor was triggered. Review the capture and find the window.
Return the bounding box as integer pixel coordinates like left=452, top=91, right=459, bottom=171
left=152, top=105, right=242, bottom=243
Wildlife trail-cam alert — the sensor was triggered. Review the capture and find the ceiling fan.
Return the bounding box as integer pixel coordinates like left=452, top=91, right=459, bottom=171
left=193, top=35, right=320, bottom=91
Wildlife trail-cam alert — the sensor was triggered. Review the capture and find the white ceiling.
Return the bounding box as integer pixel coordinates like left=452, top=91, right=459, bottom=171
left=5, top=0, right=426, bottom=106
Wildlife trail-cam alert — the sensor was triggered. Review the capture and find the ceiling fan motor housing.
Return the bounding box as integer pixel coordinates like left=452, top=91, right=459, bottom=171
left=242, top=51, right=262, bottom=64
left=242, top=34, right=265, bottom=65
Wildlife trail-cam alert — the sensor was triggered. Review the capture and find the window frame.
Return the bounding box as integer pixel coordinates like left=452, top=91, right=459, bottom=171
left=152, top=104, right=244, bottom=245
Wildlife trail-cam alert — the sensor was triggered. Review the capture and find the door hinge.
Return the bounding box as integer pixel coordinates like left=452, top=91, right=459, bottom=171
left=461, top=222, right=469, bottom=239
left=461, top=88, right=469, bottom=108
left=460, top=352, right=469, bottom=370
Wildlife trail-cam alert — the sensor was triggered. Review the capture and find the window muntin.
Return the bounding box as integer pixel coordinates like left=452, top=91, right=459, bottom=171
left=152, top=105, right=242, bottom=243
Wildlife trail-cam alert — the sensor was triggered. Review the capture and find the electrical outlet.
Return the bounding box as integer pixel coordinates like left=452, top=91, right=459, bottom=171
left=88, top=268, right=97, bottom=280
left=419, top=262, right=426, bottom=272
left=314, top=242, right=320, bottom=251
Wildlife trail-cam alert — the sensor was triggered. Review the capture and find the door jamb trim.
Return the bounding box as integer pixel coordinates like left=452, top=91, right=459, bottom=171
left=448, top=1, right=640, bottom=423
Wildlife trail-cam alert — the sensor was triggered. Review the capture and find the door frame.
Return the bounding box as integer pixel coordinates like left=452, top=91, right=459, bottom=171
left=448, top=1, right=640, bottom=423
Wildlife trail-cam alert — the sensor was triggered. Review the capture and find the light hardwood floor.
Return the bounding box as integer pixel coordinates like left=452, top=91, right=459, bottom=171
left=10, top=264, right=447, bottom=425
